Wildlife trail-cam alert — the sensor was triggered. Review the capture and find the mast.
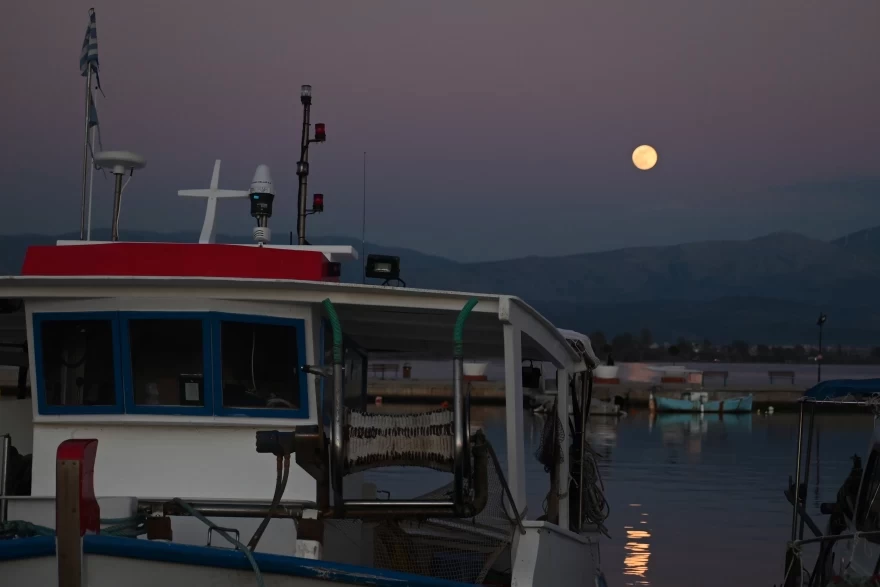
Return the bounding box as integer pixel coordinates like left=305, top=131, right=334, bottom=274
left=79, top=68, right=93, bottom=240
left=78, top=8, right=100, bottom=240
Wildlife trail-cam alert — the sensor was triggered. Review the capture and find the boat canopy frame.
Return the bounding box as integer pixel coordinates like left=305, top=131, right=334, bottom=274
left=785, top=379, right=880, bottom=586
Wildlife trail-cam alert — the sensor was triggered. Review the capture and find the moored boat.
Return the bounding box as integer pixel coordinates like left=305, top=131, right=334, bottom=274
left=0, top=13, right=612, bottom=586
left=653, top=391, right=753, bottom=413
left=780, top=378, right=880, bottom=587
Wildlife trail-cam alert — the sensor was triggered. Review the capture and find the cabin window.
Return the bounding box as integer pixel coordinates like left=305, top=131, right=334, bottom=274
left=35, top=315, right=122, bottom=414
left=122, top=316, right=210, bottom=413
left=216, top=317, right=305, bottom=416
left=34, top=311, right=309, bottom=419
left=857, top=448, right=880, bottom=538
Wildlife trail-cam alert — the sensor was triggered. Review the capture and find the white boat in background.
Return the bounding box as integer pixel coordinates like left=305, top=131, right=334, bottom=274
left=526, top=330, right=624, bottom=417
left=0, top=17, right=611, bottom=584
left=462, top=361, right=489, bottom=378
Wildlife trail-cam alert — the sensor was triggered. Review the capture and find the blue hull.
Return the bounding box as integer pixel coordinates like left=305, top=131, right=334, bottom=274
left=0, top=535, right=476, bottom=586
left=655, top=395, right=753, bottom=413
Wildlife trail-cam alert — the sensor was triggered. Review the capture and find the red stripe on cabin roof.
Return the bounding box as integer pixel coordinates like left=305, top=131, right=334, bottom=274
left=21, top=243, right=331, bottom=281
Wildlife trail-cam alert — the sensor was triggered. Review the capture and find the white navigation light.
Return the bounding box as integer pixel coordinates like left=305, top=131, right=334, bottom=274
left=249, top=164, right=275, bottom=244
left=250, top=164, right=274, bottom=196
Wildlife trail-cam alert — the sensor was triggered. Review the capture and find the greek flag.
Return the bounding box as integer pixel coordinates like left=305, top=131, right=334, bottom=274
left=79, top=8, right=101, bottom=90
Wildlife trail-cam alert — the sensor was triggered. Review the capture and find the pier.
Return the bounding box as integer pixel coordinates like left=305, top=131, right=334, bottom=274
left=367, top=378, right=806, bottom=409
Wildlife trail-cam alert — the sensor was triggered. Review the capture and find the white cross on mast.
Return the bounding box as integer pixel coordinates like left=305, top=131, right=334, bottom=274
left=178, top=160, right=249, bottom=244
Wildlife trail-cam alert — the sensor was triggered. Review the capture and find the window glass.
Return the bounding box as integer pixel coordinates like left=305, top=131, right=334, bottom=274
left=128, top=319, right=205, bottom=406
left=40, top=319, right=116, bottom=406
left=220, top=321, right=300, bottom=410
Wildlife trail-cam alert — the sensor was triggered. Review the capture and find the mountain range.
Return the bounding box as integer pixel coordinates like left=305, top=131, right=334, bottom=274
left=2, top=228, right=880, bottom=346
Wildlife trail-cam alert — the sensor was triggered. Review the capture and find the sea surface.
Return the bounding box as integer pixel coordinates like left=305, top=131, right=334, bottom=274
left=365, top=405, right=876, bottom=587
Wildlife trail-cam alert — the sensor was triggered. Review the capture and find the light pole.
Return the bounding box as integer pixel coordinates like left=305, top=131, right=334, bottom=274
left=816, top=312, right=827, bottom=383
left=296, top=84, right=326, bottom=245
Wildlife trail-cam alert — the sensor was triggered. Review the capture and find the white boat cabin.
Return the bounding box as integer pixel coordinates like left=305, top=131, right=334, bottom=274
left=0, top=235, right=601, bottom=586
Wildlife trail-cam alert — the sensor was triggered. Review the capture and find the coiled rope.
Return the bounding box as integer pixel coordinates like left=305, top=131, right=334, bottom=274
left=578, top=441, right=610, bottom=536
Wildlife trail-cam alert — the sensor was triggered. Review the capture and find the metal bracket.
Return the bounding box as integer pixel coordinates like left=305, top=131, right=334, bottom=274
left=207, top=525, right=240, bottom=548
left=302, top=365, right=333, bottom=378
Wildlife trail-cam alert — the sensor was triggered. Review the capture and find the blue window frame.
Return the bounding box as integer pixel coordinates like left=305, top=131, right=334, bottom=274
left=33, top=312, right=124, bottom=415
left=211, top=313, right=309, bottom=419
left=33, top=310, right=310, bottom=420
left=119, top=312, right=214, bottom=416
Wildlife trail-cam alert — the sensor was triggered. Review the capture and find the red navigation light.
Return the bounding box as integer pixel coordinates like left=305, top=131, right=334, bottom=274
left=313, top=193, right=324, bottom=213
left=314, top=123, right=326, bottom=142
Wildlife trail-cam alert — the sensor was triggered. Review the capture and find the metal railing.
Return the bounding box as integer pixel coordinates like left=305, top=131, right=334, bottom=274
left=0, top=434, right=10, bottom=523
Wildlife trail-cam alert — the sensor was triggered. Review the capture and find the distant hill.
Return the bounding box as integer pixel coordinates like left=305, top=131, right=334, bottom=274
left=2, top=227, right=880, bottom=345
left=393, top=231, right=880, bottom=307
left=832, top=226, right=880, bottom=259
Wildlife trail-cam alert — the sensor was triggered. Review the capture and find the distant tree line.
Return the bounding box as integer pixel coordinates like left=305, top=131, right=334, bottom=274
left=589, top=329, right=880, bottom=365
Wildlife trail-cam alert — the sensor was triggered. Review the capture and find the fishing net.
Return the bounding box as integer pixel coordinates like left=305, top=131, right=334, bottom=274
left=532, top=398, right=610, bottom=535
left=345, top=409, right=455, bottom=473
left=323, top=433, right=519, bottom=585
left=535, top=400, right=564, bottom=473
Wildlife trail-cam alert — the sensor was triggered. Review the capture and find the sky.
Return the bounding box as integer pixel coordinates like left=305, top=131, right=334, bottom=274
left=1, top=1, right=878, bottom=261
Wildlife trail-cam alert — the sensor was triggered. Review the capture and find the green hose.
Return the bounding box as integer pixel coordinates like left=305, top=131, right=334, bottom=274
left=453, top=298, right=479, bottom=358
left=322, top=298, right=343, bottom=364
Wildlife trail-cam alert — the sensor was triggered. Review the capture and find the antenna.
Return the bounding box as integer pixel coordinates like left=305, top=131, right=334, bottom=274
left=178, top=160, right=249, bottom=244
left=362, top=151, right=367, bottom=284
left=93, top=151, right=146, bottom=242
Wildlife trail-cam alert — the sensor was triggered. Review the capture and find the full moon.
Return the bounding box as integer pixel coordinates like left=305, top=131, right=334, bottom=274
left=632, top=145, right=658, bottom=171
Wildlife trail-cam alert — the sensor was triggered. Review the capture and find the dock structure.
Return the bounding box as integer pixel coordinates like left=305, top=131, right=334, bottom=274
left=367, top=378, right=807, bottom=409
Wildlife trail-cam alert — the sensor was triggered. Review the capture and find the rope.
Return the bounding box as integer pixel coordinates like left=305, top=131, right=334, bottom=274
left=171, top=498, right=264, bottom=587
left=781, top=542, right=804, bottom=587
left=578, top=442, right=610, bottom=537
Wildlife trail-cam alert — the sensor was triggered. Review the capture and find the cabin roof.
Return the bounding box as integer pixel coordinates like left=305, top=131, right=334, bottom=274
left=0, top=275, right=582, bottom=366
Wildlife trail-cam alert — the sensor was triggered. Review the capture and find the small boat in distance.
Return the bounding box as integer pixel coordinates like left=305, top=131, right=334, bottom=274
left=653, top=391, right=753, bottom=413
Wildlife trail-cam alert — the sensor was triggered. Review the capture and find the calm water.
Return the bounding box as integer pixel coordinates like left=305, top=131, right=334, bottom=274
left=366, top=405, right=876, bottom=587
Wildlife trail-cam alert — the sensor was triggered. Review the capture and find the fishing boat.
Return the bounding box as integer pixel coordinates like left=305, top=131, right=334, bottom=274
left=653, top=391, right=753, bottom=413
left=0, top=19, right=612, bottom=583
left=780, top=378, right=880, bottom=587
left=0, top=178, right=611, bottom=586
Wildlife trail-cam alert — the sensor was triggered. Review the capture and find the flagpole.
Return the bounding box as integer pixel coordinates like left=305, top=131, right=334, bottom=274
left=79, top=69, right=93, bottom=240
left=86, top=125, right=96, bottom=240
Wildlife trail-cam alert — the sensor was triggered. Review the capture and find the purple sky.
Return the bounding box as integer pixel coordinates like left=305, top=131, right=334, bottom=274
left=1, top=1, right=878, bottom=261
